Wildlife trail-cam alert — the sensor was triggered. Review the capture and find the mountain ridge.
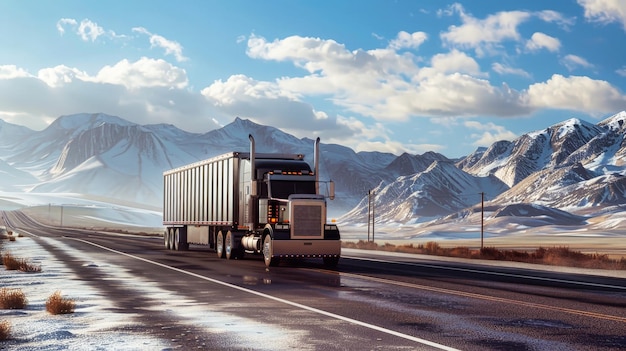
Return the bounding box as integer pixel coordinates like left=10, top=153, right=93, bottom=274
left=0, top=111, right=625, bottom=230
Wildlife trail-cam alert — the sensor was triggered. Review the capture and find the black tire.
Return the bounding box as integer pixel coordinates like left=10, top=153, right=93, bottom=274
left=164, top=229, right=171, bottom=250
left=174, top=228, right=180, bottom=251
left=225, top=231, right=233, bottom=260
left=263, top=234, right=280, bottom=267
left=216, top=231, right=225, bottom=258
left=169, top=228, right=176, bottom=250
left=225, top=231, right=244, bottom=260
left=174, top=228, right=189, bottom=251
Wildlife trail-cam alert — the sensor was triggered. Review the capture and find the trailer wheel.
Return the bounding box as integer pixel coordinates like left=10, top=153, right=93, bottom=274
left=174, top=228, right=188, bottom=251
left=164, top=229, right=171, bottom=250
left=263, top=234, right=279, bottom=267
left=169, top=228, right=176, bottom=250
left=225, top=231, right=233, bottom=259
left=216, top=231, right=225, bottom=258
left=174, top=228, right=180, bottom=251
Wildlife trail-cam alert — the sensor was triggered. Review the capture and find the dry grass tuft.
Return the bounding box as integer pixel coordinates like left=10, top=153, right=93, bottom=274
left=0, top=288, right=28, bottom=309
left=1, top=251, right=42, bottom=272
left=18, top=258, right=42, bottom=272
left=46, top=291, right=75, bottom=315
left=1, top=252, right=19, bottom=269
left=344, top=241, right=626, bottom=270
left=0, top=320, right=10, bottom=341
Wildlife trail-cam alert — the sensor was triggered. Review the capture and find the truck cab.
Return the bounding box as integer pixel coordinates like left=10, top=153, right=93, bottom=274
left=239, top=136, right=340, bottom=267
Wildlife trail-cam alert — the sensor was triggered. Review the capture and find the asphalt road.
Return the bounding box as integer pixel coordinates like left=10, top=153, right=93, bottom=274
left=3, top=211, right=626, bottom=351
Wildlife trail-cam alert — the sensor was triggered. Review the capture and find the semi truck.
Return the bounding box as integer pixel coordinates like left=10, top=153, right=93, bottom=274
left=162, top=135, right=341, bottom=267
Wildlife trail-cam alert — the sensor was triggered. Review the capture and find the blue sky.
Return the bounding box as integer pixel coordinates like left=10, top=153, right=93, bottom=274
left=1, top=0, right=625, bottom=157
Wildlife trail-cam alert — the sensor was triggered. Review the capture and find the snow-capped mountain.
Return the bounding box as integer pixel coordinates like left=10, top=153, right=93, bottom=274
left=342, top=111, right=626, bottom=227
left=342, top=159, right=508, bottom=223
left=384, top=152, right=450, bottom=179
left=455, top=113, right=626, bottom=211
left=0, top=119, right=34, bottom=151
left=0, top=111, right=625, bottom=230
left=459, top=118, right=605, bottom=186
left=0, top=113, right=386, bottom=215
left=5, top=114, right=213, bottom=205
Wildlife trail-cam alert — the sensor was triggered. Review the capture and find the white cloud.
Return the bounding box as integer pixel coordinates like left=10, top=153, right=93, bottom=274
left=56, top=19, right=183, bottom=60
left=245, top=33, right=528, bottom=121
left=437, top=3, right=463, bottom=18
left=246, top=34, right=354, bottom=73
left=440, top=3, right=532, bottom=56
left=492, top=63, right=530, bottom=78
left=95, top=57, right=188, bottom=90
left=381, top=74, right=530, bottom=119
left=240, top=32, right=619, bottom=126
left=245, top=33, right=420, bottom=117
left=37, top=65, right=90, bottom=87
left=77, top=19, right=105, bottom=42
left=527, top=74, right=626, bottom=115
left=133, top=27, right=188, bottom=62
left=535, top=10, right=576, bottom=30
left=617, top=66, right=626, bottom=77
left=388, top=31, right=428, bottom=50
left=0, top=65, right=31, bottom=79
left=56, top=18, right=123, bottom=42
left=33, top=58, right=188, bottom=90
left=464, top=120, right=517, bottom=146
left=439, top=5, right=573, bottom=56
left=561, top=54, right=594, bottom=71
left=429, top=49, right=484, bottom=76
left=526, top=32, right=561, bottom=52
left=56, top=18, right=77, bottom=35
left=578, top=0, right=626, bottom=30
left=372, top=32, right=384, bottom=41
left=202, top=74, right=286, bottom=105
left=0, top=60, right=209, bottom=132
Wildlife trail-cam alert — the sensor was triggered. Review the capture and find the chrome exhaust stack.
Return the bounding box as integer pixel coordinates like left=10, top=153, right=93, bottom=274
left=314, top=137, right=320, bottom=194
left=249, top=134, right=256, bottom=196
left=314, top=137, right=335, bottom=200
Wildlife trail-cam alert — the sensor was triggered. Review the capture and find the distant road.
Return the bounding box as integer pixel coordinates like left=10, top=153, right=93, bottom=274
left=4, top=210, right=626, bottom=350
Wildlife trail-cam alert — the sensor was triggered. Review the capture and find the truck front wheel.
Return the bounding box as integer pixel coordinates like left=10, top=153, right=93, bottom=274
left=263, top=235, right=280, bottom=267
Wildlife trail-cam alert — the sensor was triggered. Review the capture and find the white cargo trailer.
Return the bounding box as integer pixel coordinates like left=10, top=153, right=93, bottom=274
left=163, top=135, right=340, bottom=267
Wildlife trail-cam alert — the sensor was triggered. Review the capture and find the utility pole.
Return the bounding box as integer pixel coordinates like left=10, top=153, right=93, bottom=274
left=367, top=190, right=371, bottom=242
left=372, top=190, right=375, bottom=243
left=367, top=189, right=376, bottom=242
left=480, top=192, right=484, bottom=250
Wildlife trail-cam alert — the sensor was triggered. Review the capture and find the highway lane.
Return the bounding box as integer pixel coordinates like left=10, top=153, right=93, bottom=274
left=3, top=210, right=626, bottom=351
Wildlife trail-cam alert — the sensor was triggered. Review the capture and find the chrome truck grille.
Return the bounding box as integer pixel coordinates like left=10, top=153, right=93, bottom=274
left=291, top=202, right=323, bottom=239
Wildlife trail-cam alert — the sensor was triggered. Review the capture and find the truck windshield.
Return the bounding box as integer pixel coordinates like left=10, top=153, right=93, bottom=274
left=269, top=179, right=316, bottom=199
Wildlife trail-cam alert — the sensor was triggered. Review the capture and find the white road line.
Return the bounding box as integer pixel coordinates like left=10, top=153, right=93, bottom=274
left=71, top=238, right=460, bottom=351
left=342, top=255, right=626, bottom=291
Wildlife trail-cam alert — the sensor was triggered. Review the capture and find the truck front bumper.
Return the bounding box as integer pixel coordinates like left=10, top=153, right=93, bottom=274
left=272, top=239, right=341, bottom=258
